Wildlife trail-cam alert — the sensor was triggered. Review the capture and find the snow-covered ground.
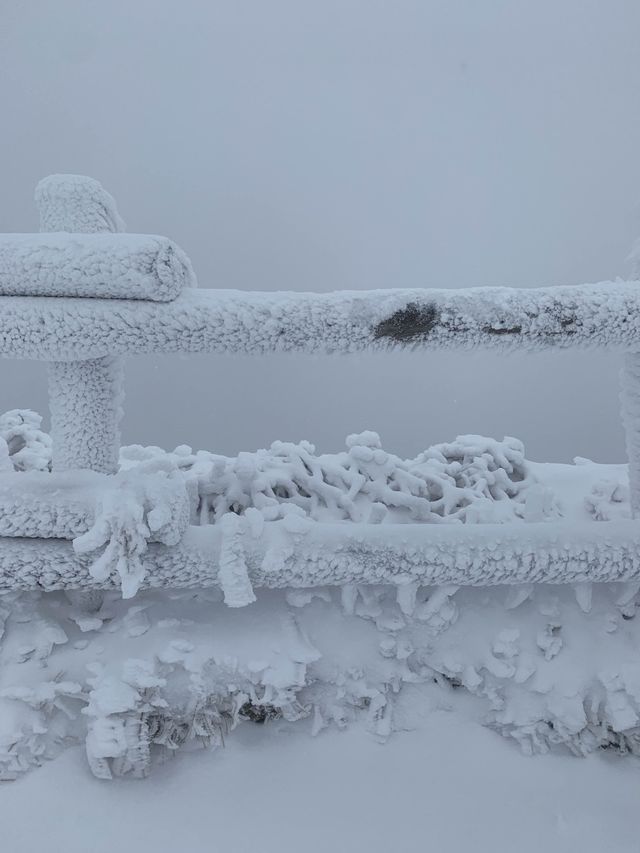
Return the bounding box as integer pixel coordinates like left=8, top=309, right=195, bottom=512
left=2, top=710, right=638, bottom=853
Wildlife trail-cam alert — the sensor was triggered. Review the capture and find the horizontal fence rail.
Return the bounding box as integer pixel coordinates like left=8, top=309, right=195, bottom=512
left=0, top=282, right=640, bottom=361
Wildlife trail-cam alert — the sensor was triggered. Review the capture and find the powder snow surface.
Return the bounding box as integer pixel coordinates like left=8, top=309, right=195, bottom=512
left=1, top=718, right=638, bottom=853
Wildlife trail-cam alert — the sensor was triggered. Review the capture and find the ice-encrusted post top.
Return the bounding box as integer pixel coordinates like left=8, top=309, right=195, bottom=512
left=35, top=174, right=126, bottom=234
left=38, top=174, right=125, bottom=475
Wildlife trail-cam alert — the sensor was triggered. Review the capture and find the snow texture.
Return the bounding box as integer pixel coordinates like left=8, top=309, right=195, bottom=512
left=35, top=174, right=126, bottom=234
left=125, top=432, right=557, bottom=525
left=0, top=281, right=639, bottom=360
left=0, top=233, right=196, bottom=302
left=2, top=517, right=640, bottom=594
left=48, top=357, right=124, bottom=474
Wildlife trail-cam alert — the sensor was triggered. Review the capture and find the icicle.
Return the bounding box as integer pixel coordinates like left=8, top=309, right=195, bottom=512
left=340, top=584, right=359, bottom=615
left=573, top=583, right=593, bottom=614
left=217, top=513, right=256, bottom=608
left=395, top=577, right=419, bottom=617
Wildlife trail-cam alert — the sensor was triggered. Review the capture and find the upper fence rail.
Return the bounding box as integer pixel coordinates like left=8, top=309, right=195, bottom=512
left=1, top=281, right=640, bottom=361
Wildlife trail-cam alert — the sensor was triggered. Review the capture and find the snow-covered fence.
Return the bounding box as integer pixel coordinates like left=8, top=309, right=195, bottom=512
left=1, top=173, right=640, bottom=598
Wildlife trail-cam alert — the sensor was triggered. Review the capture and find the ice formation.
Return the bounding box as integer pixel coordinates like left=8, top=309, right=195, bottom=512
left=0, top=233, right=195, bottom=302
left=48, top=357, right=124, bottom=474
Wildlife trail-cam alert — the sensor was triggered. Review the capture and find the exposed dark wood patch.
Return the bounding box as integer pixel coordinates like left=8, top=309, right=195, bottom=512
left=374, top=302, right=440, bottom=341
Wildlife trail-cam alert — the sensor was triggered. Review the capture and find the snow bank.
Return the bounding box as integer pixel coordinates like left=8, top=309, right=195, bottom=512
left=0, top=233, right=196, bottom=302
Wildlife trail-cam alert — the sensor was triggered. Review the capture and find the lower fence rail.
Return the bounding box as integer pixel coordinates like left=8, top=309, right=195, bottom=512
left=1, top=519, right=640, bottom=593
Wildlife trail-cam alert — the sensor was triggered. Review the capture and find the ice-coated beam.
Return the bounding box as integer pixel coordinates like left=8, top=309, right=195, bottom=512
left=1, top=281, right=640, bottom=361
left=39, top=176, right=126, bottom=472
left=1, top=519, right=640, bottom=592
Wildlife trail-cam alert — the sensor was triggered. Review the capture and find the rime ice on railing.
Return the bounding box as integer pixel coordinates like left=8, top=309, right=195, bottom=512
left=0, top=173, right=638, bottom=596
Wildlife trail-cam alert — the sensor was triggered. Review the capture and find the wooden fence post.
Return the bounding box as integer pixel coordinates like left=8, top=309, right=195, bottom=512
left=36, top=175, right=125, bottom=474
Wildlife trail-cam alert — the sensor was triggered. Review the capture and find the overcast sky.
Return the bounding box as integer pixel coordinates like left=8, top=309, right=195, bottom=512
left=2, top=1, right=640, bottom=461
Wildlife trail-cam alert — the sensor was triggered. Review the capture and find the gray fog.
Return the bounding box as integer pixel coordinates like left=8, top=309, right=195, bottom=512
left=2, top=0, right=640, bottom=462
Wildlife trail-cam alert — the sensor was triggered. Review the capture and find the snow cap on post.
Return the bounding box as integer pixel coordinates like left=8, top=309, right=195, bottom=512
left=35, top=174, right=126, bottom=234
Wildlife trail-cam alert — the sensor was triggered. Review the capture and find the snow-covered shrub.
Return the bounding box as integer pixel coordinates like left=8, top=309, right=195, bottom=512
left=121, top=432, right=558, bottom=526
left=8, top=411, right=557, bottom=527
